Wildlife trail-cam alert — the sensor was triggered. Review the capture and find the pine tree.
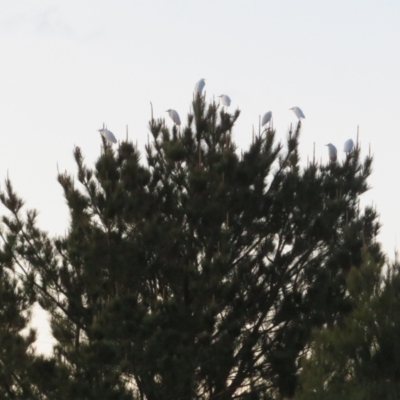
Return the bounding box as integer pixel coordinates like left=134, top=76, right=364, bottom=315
left=0, top=206, right=62, bottom=398
left=0, top=261, right=34, bottom=397
left=295, top=254, right=400, bottom=400
left=0, top=95, right=382, bottom=399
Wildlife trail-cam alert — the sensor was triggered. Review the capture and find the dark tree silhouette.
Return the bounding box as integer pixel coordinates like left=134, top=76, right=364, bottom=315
left=0, top=95, right=382, bottom=399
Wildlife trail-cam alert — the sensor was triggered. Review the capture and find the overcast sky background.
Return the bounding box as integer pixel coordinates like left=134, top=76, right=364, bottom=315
left=1, top=1, right=399, bottom=354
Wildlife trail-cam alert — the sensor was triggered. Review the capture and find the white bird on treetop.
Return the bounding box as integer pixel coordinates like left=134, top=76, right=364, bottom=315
left=326, top=143, right=337, bottom=162
left=194, top=79, right=206, bottom=94
left=262, top=111, right=272, bottom=127
left=98, top=127, right=117, bottom=144
left=218, top=94, right=231, bottom=106
left=166, top=109, right=181, bottom=126
left=344, top=139, right=354, bottom=153
left=290, top=106, right=305, bottom=119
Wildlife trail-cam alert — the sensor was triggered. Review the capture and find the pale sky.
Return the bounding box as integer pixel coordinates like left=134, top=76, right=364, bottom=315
left=1, top=1, right=399, bottom=353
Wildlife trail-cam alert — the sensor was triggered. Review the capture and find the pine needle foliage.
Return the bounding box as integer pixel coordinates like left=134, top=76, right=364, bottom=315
left=0, top=95, right=382, bottom=399
left=295, top=254, right=400, bottom=400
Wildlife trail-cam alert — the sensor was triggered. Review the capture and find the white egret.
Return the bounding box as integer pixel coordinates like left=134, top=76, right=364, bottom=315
left=166, top=109, right=181, bottom=126
left=218, top=94, right=231, bottom=106
left=98, top=127, right=117, bottom=144
left=326, top=143, right=337, bottom=162
left=194, top=79, right=206, bottom=94
left=290, top=106, right=305, bottom=120
left=262, top=111, right=272, bottom=127
left=343, top=139, right=354, bottom=153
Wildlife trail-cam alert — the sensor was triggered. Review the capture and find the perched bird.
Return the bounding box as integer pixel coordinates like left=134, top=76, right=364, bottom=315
left=326, top=143, right=337, bottom=162
left=343, top=138, right=354, bottom=153
left=166, top=109, right=181, bottom=126
left=262, top=111, right=272, bottom=127
left=218, top=94, right=231, bottom=106
left=194, top=78, right=206, bottom=94
left=290, top=106, right=305, bottom=119
left=98, top=127, right=117, bottom=144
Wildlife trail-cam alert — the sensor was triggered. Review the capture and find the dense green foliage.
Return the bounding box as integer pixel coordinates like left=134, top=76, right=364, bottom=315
left=0, top=256, right=36, bottom=397
left=295, top=255, right=400, bottom=400
left=0, top=95, right=382, bottom=399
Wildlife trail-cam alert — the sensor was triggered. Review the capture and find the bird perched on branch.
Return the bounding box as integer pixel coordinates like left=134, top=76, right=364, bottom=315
left=262, top=111, right=272, bottom=127
left=194, top=78, right=206, bottom=94
left=98, top=127, right=117, bottom=144
left=344, top=139, right=354, bottom=153
left=218, top=94, right=231, bottom=106
left=166, top=109, right=181, bottom=126
left=290, top=106, right=305, bottom=120
left=326, top=143, right=337, bottom=162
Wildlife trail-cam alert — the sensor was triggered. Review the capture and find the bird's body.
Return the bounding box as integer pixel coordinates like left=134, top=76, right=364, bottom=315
left=344, top=138, right=354, bottom=153
left=194, top=78, right=206, bottom=94
left=326, top=143, right=337, bottom=162
left=262, top=111, right=272, bottom=127
left=218, top=94, right=231, bottom=106
left=99, top=128, right=117, bottom=144
left=166, top=109, right=181, bottom=125
left=290, top=106, right=305, bottom=119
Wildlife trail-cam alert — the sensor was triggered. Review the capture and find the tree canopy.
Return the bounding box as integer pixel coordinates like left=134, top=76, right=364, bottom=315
left=0, top=95, right=382, bottom=399
left=295, top=254, right=400, bottom=400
